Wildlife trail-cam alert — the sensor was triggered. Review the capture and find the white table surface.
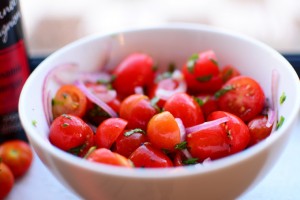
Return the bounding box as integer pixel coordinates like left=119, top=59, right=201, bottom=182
left=6, top=114, right=300, bottom=200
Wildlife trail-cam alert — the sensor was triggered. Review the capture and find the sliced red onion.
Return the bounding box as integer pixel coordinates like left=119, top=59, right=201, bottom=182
left=74, top=80, right=118, bottom=118
left=134, top=86, right=144, bottom=95
left=87, top=84, right=117, bottom=103
left=270, top=69, right=280, bottom=133
left=266, top=109, right=275, bottom=128
left=78, top=72, right=112, bottom=84
left=186, top=117, right=229, bottom=135
left=174, top=118, right=193, bottom=159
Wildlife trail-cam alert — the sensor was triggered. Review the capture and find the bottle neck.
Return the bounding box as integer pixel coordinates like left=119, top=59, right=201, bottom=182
left=0, top=0, right=23, bottom=49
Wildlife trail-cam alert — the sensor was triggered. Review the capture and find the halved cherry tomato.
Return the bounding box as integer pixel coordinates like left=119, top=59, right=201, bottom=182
left=0, top=162, right=14, bottom=200
left=120, top=94, right=158, bottom=130
left=182, top=50, right=222, bottom=94
left=220, top=65, right=240, bottom=83
left=114, top=129, right=148, bottom=158
left=147, top=111, right=181, bottom=152
left=49, top=114, right=94, bottom=157
left=95, top=118, right=128, bottom=149
left=163, top=93, right=204, bottom=128
left=216, top=76, right=265, bottom=122
left=0, top=140, right=33, bottom=178
left=112, top=53, right=155, bottom=99
left=186, top=120, right=230, bottom=162
left=86, top=148, right=132, bottom=167
left=129, top=143, right=173, bottom=168
left=208, top=111, right=250, bottom=154
left=52, top=84, right=88, bottom=119
left=195, top=94, right=219, bottom=120
left=247, top=115, right=273, bottom=146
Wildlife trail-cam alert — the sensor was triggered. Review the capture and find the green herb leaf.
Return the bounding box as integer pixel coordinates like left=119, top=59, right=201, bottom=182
left=175, top=141, right=187, bottom=150
left=279, top=92, right=286, bottom=105
left=68, top=143, right=86, bottom=156
left=193, top=96, right=204, bottom=106
left=196, top=74, right=212, bottom=82
left=187, top=54, right=199, bottom=73
left=32, top=120, right=37, bottom=127
left=124, top=128, right=146, bottom=137
left=210, top=58, right=218, bottom=66
left=276, top=116, right=285, bottom=130
left=150, top=96, right=161, bottom=112
left=83, top=146, right=97, bottom=159
left=61, top=123, right=69, bottom=127
left=183, top=158, right=199, bottom=165
left=214, top=85, right=234, bottom=98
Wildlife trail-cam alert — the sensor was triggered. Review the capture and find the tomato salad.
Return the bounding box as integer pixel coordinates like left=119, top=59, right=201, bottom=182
left=44, top=50, right=284, bottom=168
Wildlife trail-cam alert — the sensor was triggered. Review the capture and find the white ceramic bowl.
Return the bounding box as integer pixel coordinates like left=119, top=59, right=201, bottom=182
left=19, top=24, right=300, bottom=200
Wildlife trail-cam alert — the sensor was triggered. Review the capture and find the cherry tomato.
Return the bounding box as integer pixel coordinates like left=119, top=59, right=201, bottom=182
left=0, top=162, right=14, bottom=200
left=172, top=152, right=184, bottom=167
left=195, top=94, right=219, bottom=120
left=216, top=76, right=265, bottom=122
left=182, top=50, right=222, bottom=94
left=247, top=115, right=273, bottom=146
left=208, top=111, right=250, bottom=154
left=114, top=129, right=148, bottom=158
left=163, top=93, right=205, bottom=128
left=95, top=118, right=128, bottom=149
left=49, top=114, right=94, bottom=157
left=0, top=140, right=33, bottom=178
left=52, top=84, right=88, bottom=119
left=186, top=121, right=230, bottom=162
left=129, top=143, right=173, bottom=168
left=147, top=111, right=181, bottom=152
left=112, top=53, right=155, bottom=99
left=119, top=94, right=158, bottom=130
left=220, top=65, right=240, bottom=83
left=86, top=148, right=132, bottom=167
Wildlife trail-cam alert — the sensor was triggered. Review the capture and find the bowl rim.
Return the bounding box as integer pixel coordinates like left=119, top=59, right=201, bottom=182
left=19, top=23, right=300, bottom=179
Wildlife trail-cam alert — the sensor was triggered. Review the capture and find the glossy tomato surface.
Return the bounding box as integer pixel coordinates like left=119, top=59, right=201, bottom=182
left=0, top=162, right=14, bottom=200
left=247, top=115, right=273, bottom=146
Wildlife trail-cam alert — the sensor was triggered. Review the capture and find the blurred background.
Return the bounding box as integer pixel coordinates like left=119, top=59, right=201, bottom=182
left=20, top=0, right=300, bottom=57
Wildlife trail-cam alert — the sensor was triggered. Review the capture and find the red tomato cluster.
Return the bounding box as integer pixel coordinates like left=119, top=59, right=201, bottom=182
left=49, top=50, right=273, bottom=168
left=0, top=140, right=33, bottom=199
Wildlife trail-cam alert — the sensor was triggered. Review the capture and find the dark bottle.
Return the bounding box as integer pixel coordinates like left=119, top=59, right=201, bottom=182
left=0, top=0, right=30, bottom=143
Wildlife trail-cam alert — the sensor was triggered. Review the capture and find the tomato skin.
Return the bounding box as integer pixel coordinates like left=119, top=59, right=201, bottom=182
left=0, top=162, right=14, bottom=200
left=49, top=114, right=94, bottom=157
left=86, top=148, right=132, bottom=167
left=129, top=143, right=173, bottom=168
left=186, top=122, right=230, bottom=162
left=163, top=93, right=204, bottom=128
left=95, top=118, right=128, bottom=149
left=114, top=130, right=148, bottom=158
left=52, top=84, right=88, bottom=119
left=182, top=50, right=222, bottom=94
left=217, top=76, right=265, bottom=122
left=112, top=53, right=155, bottom=99
left=120, top=94, right=158, bottom=131
left=208, top=111, right=250, bottom=154
left=247, top=115, right=273, bottom=146
left=0, top=140, right=33, bottom=178
left=147, top=111, right=181, bottom=152
left=220, top=65, right=240, bottom=83
left=196, top=94, right=219, bottom=120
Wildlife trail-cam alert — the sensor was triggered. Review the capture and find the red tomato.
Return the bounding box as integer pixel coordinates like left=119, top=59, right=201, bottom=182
left=112, top=53, right=155, bottom=99
left=182, top=50, right=222, bottom=94
left=172, top=152, right=184, bottom=167
left=147, top=111, right=181, bottom=152
left=208, top=111, right=250, bottom=154
left=0, top=140, right=33, bottom=178
left=114, top=129, right=148, bottom=158
left=52, top=84, right=88, bottom=119
left=119, top=94, right=158, bottom=130
left=247, top=115, right=273, bottom=146
left=220, top=65, right=240, bottom=83
left=49, top=114, right=94, bottom=157
left=186, top=121, right=230, bottom=162
left=195, top=94, right=219, bottom=120
left=95, top=118, right=128, bottom=149
left=0, top=162, right=14, bottom=200
left=129, top=143, right=173, bottom=168
left=217, top=76, right=265, bottom=122
left=163, top=93, right=205, bottom=128
left=86, top=148, right=132, bottom=167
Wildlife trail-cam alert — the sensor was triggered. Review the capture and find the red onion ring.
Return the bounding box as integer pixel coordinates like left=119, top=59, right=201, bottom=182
left=74, top=80, right=118, bottom=118
left=270, top=69, right=280, bottom=132
left=186, top=117, right=229, bottom=135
